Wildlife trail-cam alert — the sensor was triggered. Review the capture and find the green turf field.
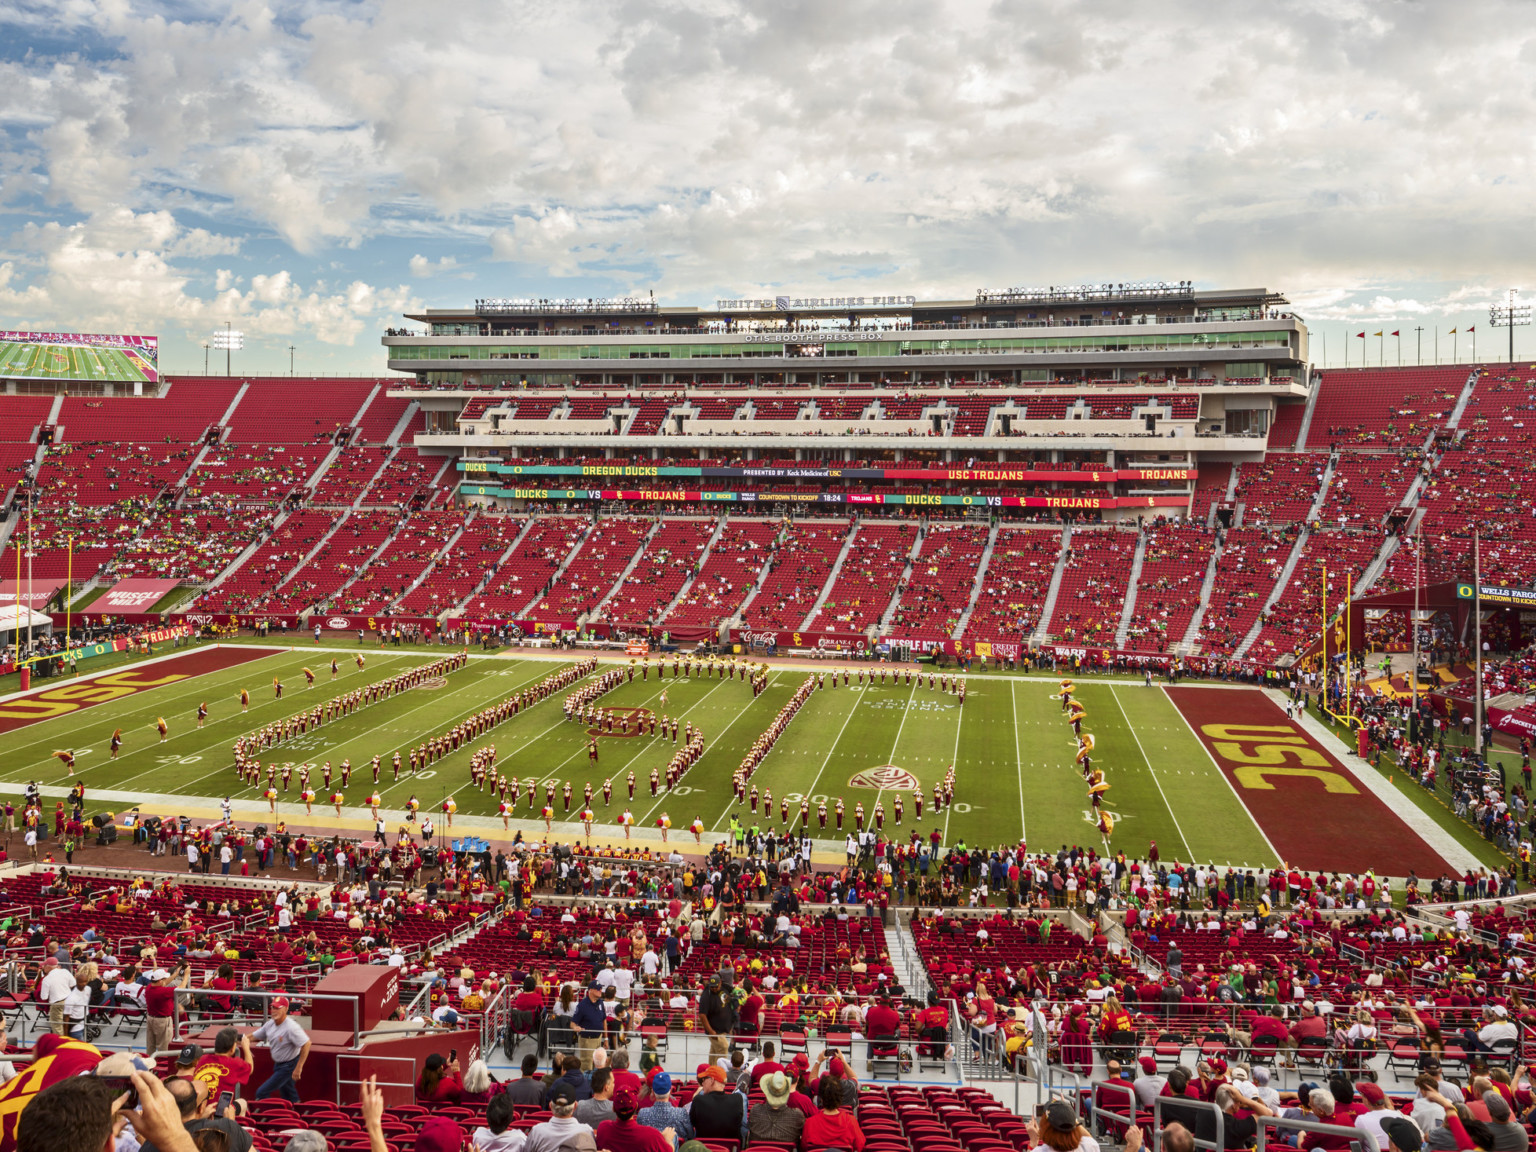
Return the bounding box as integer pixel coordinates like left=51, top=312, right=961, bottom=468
left=0, top=645, right=1290, bottom=866
left=0, top=340, right=154, bottom=382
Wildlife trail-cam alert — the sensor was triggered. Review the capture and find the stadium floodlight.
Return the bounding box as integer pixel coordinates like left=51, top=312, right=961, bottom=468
left=211, top=324, right=244, bottom=377
left=1489, top=289, right=1532, bottom=364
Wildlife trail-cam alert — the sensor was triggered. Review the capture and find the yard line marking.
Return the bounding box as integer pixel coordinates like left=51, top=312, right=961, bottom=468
left=111, top=658, right=530, bottom=797
left=1162, top=686, right=1281, bottom=866
left=941, top=694, right=964, bottom=846
left=1010, top=679, right=1027, bottom=845
left=1108, top=686, right=1193, bottom=862
left=0, top=651, right=421, bottom=784
left=872, top=678, right=920, bottom=815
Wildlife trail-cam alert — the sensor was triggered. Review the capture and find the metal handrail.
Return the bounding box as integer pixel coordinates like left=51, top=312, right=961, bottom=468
left=334, top=1052, right=418, bottom=1107
left=1257, top=1113, right=1379, bottom=1152
left=1152, top=1095, right=1225, bottom=1152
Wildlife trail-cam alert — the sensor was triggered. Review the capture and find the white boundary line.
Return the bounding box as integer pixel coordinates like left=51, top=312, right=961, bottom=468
left=1159, top=684, right=1282, bottom=867
left=1010, top=680, right=1027, bottom=846
left=1108, top=685, right=1194, bottom=861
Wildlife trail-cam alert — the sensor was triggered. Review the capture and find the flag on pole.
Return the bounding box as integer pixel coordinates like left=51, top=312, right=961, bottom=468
left=1449, top=328, right=1457, bottom=334
left=1391, top=330, right=1400, bottom=336
left=1373, top=331, right=1383, bottom=337
left=1467, top=325, right=1475, bottom=333
left=1356, top=332, right=1366, bottom=338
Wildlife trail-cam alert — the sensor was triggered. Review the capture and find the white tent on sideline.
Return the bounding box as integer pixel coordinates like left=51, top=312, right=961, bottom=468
left=0, top=604, right=55, bottom=643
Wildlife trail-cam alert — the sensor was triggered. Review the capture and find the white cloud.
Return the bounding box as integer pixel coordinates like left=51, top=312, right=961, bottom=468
left=1, top=0, right=1534, bottom=371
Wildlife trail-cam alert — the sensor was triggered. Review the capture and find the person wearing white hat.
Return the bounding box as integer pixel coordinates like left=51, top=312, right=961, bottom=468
left=1460, top=1004, right=1518, bottom=1052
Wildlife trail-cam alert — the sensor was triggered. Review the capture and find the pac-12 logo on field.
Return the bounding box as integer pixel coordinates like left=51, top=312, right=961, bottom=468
left=849, top=765, right=919, bottom=790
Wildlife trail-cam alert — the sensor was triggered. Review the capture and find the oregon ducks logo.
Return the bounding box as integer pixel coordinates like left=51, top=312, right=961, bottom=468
left=849, top=765, right=919, bottom=790
left=1456, top=583, right=1475, bottom=599
left=416, top=677, right=449, bottom=690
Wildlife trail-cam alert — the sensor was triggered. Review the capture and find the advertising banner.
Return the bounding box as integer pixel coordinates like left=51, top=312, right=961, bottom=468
left=461, top=460, right=1192, bottom=484
left=460, top=483, right=1187, bottom=511
left=0, top=581, right=65, bottom=609
left=97, top=579, right=183, bottom=612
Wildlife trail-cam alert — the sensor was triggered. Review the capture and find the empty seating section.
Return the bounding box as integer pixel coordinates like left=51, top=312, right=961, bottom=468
left=354, top=389, right=410, bottom=444
left=963, top=528, right=1062, bottom=641
left=396, top=514, right=525, bottom=614
left=1046, top=529, right=1137, bottom=643
left=225, top=380, right=374, bottom=443
left=1308, top=367, right=1467, bottom=447
left=806, top=522, right=914, bottom=633
left=886, top=524, right=988, bottom=642
left=1417, top=370, right=1536, bottom=542
left=506, top=397, right=565, bottom=420
left=1193, top=527, right=1292, bottom=655
left=1248, top=530, right=1384, bottom=657
left=949, top=398, right=998, bottom=435
left=565, top=398, right=614, bottom=421
left=1233, top=453, right=1327, bottom=524
left=600, top=519, right=714, bottom=625
left=812, top=397, right=874, bottom=421
left=333, top=509, right=466, bottom=613
left=107, top=508, right=277, bottom=582
left=879, top=396, right=935, bottom=420
left=185, top=444, right=331, bottom=505
left=0, top=441, right=38, bottom=496
left=532, top=517, right=651, bottom=618
left=277, top=510, right=400, bottom=613
left=310, top=447, right=389, bottom=505
left=1187, top=460, right=1230, bottom=523
left=465, top=516, right=589, bottom=618
left=0, top=396, right=54, bottom=443
left=1317, top=452, right=1419, bottom=529
left=196, top=511, right=339, bottom=613
left=665, top=519, right=778, bottom=627
left=1123, top=524, right=1215, bottom=652
left=59, top=385, right=236, bottom=444
left=1268, top=400, right=1306, bottom=448
left=625, top=397, right=673, bottom=434
left=33, top=440, right=196, bottom=504
left=740, top=522, right=850, bottom=630
left=692, top=398, right=743, bottom=419
left=749, top=398, right=803, bottom=419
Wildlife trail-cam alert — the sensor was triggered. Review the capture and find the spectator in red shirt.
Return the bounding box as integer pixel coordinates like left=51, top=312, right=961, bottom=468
left=749, top=1040, right=785, bottom=1090
left=801, top=1075, right=864, bottom=1152
left=597, top=1088, right=673, bottom=1152
left=193, top=1027, right=253, bottom=1101
left=419, top=1053, right=463, bottom=1104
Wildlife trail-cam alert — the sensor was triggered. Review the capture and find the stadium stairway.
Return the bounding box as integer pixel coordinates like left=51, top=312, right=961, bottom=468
left=1293, top=366, right=1322, bottom=450
left=168, top=438, right=218, bottom=506
left=447, top=514, right=538, bottom=617
left=0, top=509, right=17, bottom=554
left=1232, top=453, right=1336, bottom=657
left=302, top=442, right=347, bottom=500
left=384, top=400, right=420, bottom=446
left=43, top=392, right=63, bottom=429
left=521, top=516, right=598, bottom=616
left=1444, top=368, right=1481, bottom=430
left=349, top=382, right=384, bottom=431
left=722, top=524, right=782, bottom=629
left=654, top=515, right=727, bottom=623
left=276, top=509, right=350, bottom=589
left=877, top=524, right=928, bottom=633
left=387, top=512, right=469, bottom=612
left=951, top=522, right=999, bottom=638
left=1174, top=528, right=1225, bottom=655
left=206, top=510, right=289, bottom=589
left=320, top=510, right=410, bottom=613
left=795, top=520, right=858, bottom=632
left=352, top=446, right=399, bottom=510
left=214, top=381, right=249, bottom=429
left=587, top=517, right=665, bottom=621
left=1112, top=527, right=1148, bottom=649
left=1029, top=526, right=1071, bottom=644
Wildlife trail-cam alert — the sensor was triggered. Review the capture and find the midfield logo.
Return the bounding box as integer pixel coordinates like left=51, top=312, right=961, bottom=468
left=849, top=765, right=919, bottom=790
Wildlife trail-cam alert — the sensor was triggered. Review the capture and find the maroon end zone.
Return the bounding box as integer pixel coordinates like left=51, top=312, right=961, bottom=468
left=1166, top=686, right=1453, bottom=877
left=0, top=646, right=281, bottom=733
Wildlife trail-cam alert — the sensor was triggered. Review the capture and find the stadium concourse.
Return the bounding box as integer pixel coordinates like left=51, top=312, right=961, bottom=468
left=1, top=356, right=1535, bottom=1149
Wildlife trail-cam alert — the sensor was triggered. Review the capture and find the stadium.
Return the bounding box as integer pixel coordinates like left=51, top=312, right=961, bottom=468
left=0, top=283, right=1532, bottom=1146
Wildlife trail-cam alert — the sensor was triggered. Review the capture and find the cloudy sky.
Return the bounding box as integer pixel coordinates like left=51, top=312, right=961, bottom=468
left=1, top=0, right=1533, bottom=376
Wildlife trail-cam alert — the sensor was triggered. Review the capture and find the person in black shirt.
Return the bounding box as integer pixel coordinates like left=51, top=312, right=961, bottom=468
left=689, top=1064, right=745, bottom=1141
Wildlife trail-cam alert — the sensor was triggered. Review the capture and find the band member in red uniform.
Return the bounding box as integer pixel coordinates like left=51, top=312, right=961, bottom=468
left=780, top=797, right=790, bottom=825
left=894, top=794, right=904, bottom=825
left=817, top=801, right=828, bottom=829
left=588, top=738, right=599, bottom=763
left=800, top=799, right=811, bottom=828
left=835, top=797, right=845, bottom=829
left=584, top=781, right=593, bottom=807
left=854, top=801, right=865, bottom=830
left=562, top=781, right=573, bottom=812
left=749, top=784, right=759, bottom=812
left=627, top=770, right=636, bottom=799
left=197, top=702, right=208, bottom=728
left=873, top=801, right=885, bottom=830
left=649, top=766, right=660, bottom=797
left=371, top=756, right=381, bottom=783
left=602, top=778, right=613, bottom=805
left=914, top=788, right=924, bottom=820
left=341, top=759, right=352, bottom=786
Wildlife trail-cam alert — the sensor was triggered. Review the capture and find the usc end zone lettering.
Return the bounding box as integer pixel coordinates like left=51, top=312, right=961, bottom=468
left=1165, top=685, right=1451, bottom=876
left=0, top=669, right=190, bottom=721
left=1199, top=723, right=1358, bottom=793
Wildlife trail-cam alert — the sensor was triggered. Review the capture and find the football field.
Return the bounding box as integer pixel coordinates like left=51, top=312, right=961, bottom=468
left=0, top=340, right=153, bottom=381
left=0, top=644, right=1479, bottom=875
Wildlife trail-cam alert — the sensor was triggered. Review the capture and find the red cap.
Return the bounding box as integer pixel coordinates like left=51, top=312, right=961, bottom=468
left=271, top=996, right=290, bottom=1011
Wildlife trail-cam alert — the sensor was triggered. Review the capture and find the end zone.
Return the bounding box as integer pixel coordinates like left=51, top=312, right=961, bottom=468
left=0, top=645, right=282, bottom=733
